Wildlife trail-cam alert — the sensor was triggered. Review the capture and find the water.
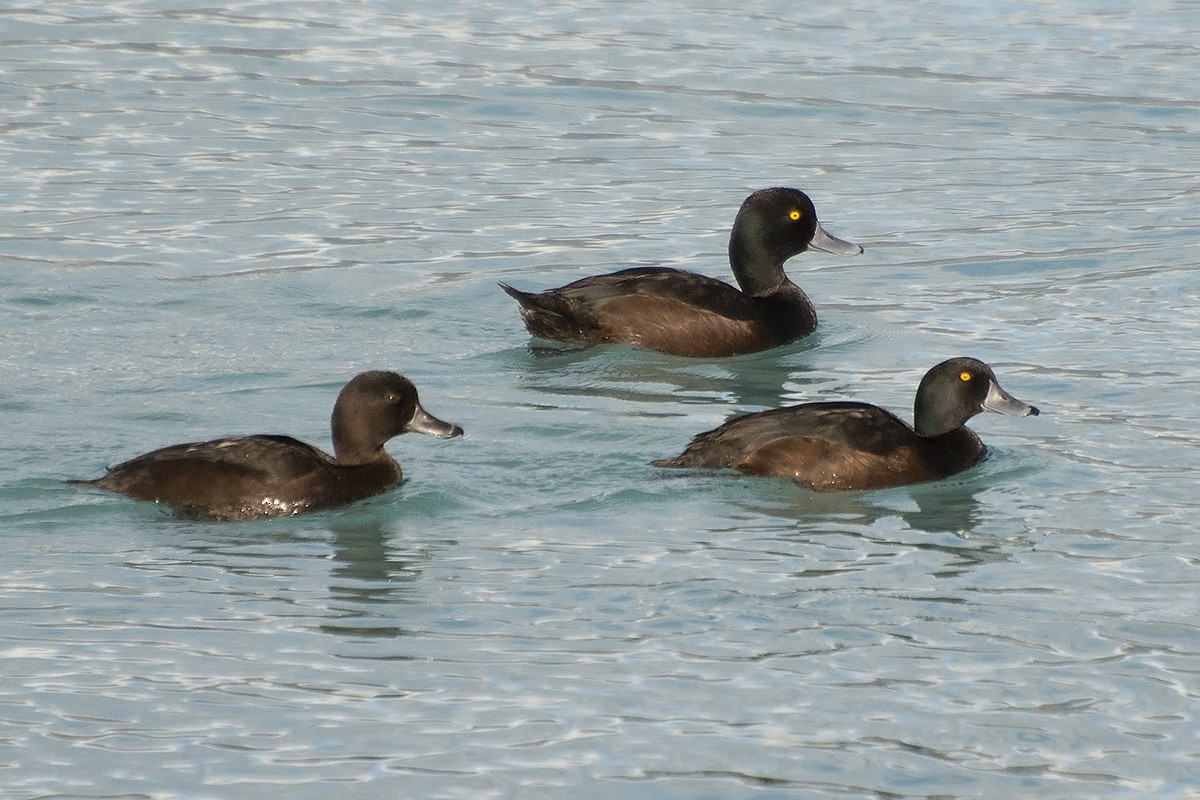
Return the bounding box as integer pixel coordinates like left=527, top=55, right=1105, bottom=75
left=2, top=1, right=1199, bottom=797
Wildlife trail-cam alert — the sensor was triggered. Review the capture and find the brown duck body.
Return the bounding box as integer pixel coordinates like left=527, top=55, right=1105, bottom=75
left=502, top=267, right=814, bottom=358
left=80, top=435, right=404, bottom=521
left=654, top=402, right=986, bottom=491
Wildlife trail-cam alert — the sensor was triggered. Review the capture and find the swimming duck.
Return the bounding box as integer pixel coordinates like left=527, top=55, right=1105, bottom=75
left=652, top=357, right=1038, bottom=491
left=73, top=371, right=463, bottom=520
left=500, top=187, right=862, bottom=357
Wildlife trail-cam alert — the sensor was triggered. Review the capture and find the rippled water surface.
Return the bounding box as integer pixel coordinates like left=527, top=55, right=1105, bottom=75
left=3, top=1, right=1199, bottom=797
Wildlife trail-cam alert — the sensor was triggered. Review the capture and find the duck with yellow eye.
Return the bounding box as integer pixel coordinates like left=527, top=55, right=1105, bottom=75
left=652, top=357, right=1040, bottom=491
left=500, top=187, right=862, bottom=358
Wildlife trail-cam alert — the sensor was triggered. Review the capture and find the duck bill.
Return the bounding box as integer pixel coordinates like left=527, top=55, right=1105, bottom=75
left=809, top=220, right=863, bottom=255
left=406, top=405, right=465, bottom=439
left=982, top=380, right=1040, bottom=418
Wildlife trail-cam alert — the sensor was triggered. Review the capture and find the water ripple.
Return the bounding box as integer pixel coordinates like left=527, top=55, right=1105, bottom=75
left=2, top=1, right=1199, bottom=798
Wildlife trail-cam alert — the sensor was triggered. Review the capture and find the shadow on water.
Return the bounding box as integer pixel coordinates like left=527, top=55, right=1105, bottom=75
left=158, top=503, right=440, bottom=640
left=507, top=338, right=825, bottom=412
left=328, top=517, right=420, bottom=599
left=319, top=513, right=440, bottom=639
left=717, top=468, right=1022, bottom=574
left=730, top=480, right=979, bottom=533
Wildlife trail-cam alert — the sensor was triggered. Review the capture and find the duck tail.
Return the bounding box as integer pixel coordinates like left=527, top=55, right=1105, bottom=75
left=498, top=282, right=534, bottom=307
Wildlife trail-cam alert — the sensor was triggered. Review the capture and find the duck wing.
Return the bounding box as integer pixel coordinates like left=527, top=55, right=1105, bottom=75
left=86, top=435, right=333, bottom=497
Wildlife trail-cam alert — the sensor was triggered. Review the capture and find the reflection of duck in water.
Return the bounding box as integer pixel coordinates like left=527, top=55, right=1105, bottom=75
left=73, top=371, right=463, bottom=520
left=654, top=358, right=1038, bottom=491
left=502, top=187, right=862, bottom=357
left=324, top=516, right=431, bottom=637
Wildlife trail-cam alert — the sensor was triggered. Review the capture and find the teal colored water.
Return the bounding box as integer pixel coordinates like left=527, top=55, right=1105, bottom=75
left=3, top=2, right=1199, bottom=797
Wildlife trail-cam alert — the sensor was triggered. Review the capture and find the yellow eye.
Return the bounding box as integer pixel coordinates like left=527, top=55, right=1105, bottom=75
left=788, top=209, right=802, bottom=221
left=959, top=372, right=972, bottom=382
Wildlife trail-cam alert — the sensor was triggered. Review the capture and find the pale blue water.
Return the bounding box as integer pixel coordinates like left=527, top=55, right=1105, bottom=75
left=3, top=1, right=1199, bottom=797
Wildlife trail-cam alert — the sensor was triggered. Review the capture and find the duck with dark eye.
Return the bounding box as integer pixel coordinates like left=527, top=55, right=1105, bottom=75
left=652, top=357, right=1039, bottom=491
left=500, top=187, right=862, bottom=358
left=72, top=371, right=464, bottom=520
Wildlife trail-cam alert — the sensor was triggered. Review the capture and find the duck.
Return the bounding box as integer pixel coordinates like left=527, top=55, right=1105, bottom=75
left=500, top=187, right=862, bottom=357
left=652, top=357, right=1039, bottom=491
left=72, top=370, right=463, bottom=520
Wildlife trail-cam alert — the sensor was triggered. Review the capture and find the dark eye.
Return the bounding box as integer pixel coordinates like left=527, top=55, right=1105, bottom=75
left=386, top=393, right=400, bottom=404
